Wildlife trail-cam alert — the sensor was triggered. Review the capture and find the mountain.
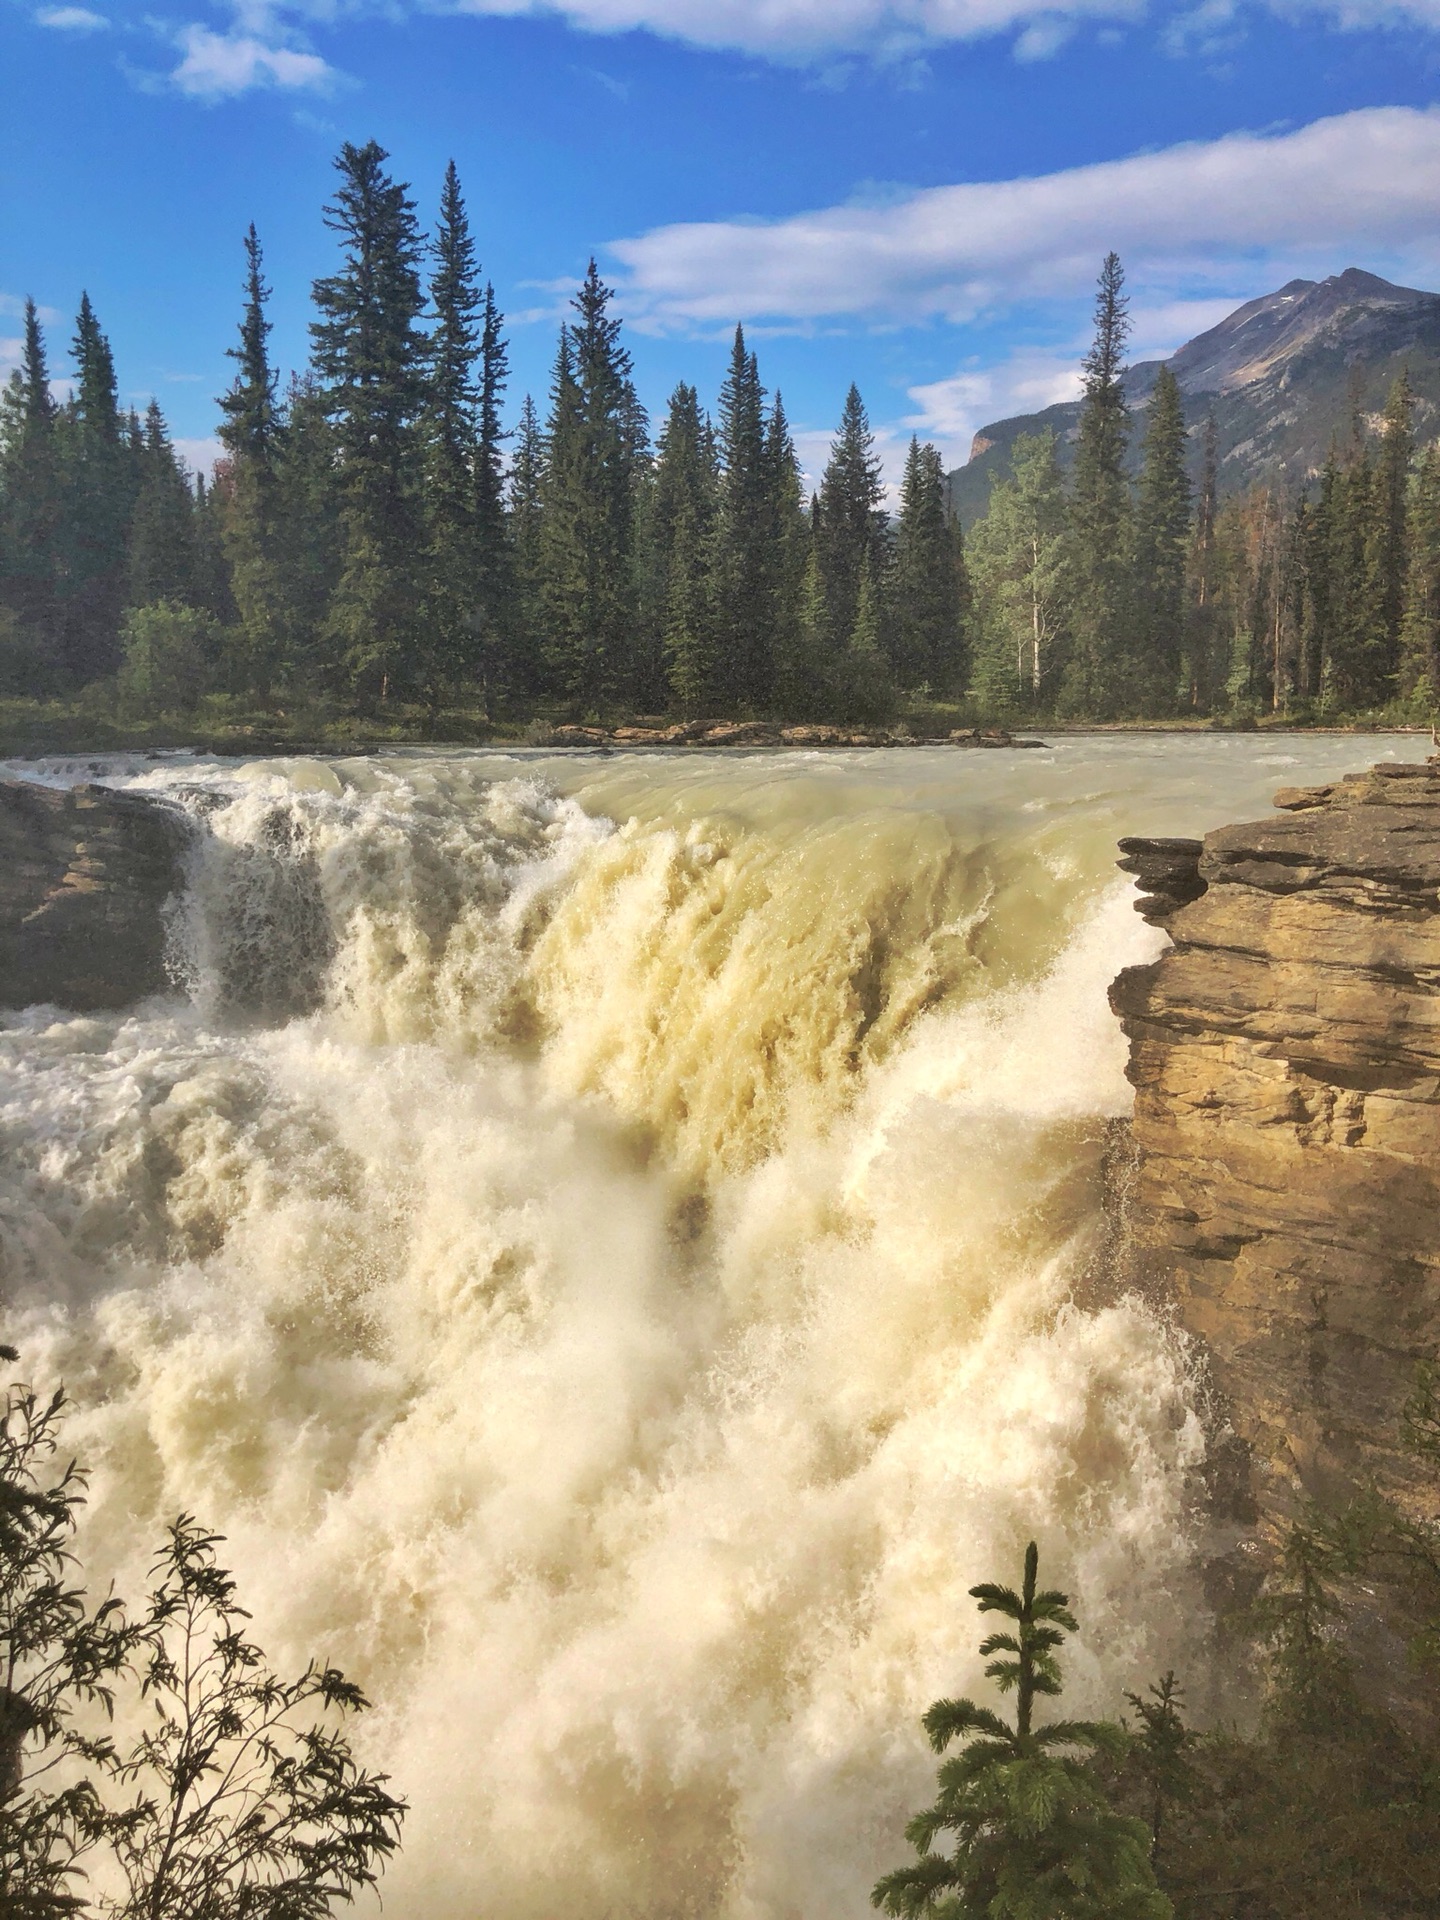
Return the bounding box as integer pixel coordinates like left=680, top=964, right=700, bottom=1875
left=947, top=268, right=1440, bottom=527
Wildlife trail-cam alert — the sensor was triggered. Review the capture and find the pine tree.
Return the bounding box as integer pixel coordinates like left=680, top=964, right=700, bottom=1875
left=273, top=372, right=342, bottom=695
left=538, top=263, right=646, bottom=708
left=1064, top=253, right=1134, bottom=717
left=126, top=399, right=198, bottom=611
left=421, top=160, right=484, bottom=708
left=0, top=298, right=63, bottom=688
left=1184, top=414, right=1221, bottom=709
left=507, top=393, right=546, bottom=696
left=217, top=225, right=288, bottom=700
left=1373, top=371, right=1413, bottom=690
left=871, top=1542, right=1170, bottom=1920
left=891, top=437, right=968, bottom=695
left=475, top=277, right=512, bottom=697
left=58, top=292, right=132, bottom=684
left=763, top=391, right=814, bottom=713
left=817, top=384, right=887, bottom=655
left=310, top=139, right=428, bottom=704
left=839, top=550, right=893, bottom=721
left=651, top=382, right=718, bottom=714
left=1400, top=441, right=1440, bottom=704
left=1132, top=366, right=1190, bottom=712
left=714, top=326, right=774, bottom=711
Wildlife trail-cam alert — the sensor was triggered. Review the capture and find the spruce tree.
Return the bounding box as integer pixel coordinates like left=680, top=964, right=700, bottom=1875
left=651, top=382, right=718, bottom=714
left=817, top=384, right=887, bottom=655
left=538, top=263, right=646, bottom=708
left=1064, top=253, right=1133, bottom=717
left=1400, top=441, right=1440, bottom=703
left=763, top=391, right=814, bottom=713
left=871, top=1542, right=1169, bottom=1920
left=0, top=298, right=63, bottom=687
left=839, top=550, right=893, bottom=721
left=421, top=159, right=484, bottom=708
left=58, top=292, right=132, bottom=684
left=891, top=437, right=968, bottom=696
left=475, top=276, right=512, bottom=694
left=507, top=393, right=546, bottom=696
left=1132, top=366, right=1191, bottom=712
left=217, top=225, right=288, bottom=699
left=310, top=139, right=428, bottom=704
left=714, top=326, right=774, bottom=711
left=1373, top=372, right=1413, bottom=688
left=1184, top=414, right=1220, bottom=709
left=274, top=371, right=342, bottom=695
left=126, top=399, right=198, bottom=611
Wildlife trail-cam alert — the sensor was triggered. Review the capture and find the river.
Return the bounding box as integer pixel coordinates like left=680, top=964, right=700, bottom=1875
left=0, top=732, right=1415, bottom=1918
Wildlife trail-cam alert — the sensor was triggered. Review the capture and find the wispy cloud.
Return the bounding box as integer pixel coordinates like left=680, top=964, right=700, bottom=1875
left=166, top=23, right=340, bottom=96
left=34, top=5, right=110, bottom=29
left=606, top=106, right=1440, bottom=329
left=434, top=0, right=1440, bottom=59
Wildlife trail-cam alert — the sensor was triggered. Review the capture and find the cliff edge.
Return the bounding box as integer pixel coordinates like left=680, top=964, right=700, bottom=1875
left=1111, top=760, right=1440, bottom=1542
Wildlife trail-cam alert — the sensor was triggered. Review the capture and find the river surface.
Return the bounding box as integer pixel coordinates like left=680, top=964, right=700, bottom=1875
left=0, top=733, right=1416, bottom=1918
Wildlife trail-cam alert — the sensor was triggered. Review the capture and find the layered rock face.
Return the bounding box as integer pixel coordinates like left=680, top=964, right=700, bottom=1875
left=0, top=779, right=188, bottom=1010
left=1111, top=761, right=1440, bottom=1539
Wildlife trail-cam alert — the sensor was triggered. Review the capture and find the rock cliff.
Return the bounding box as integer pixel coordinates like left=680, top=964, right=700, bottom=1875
left=0, top=779, right=188, bottom=1010
left=1111, top=760, right=1440, bottom=1547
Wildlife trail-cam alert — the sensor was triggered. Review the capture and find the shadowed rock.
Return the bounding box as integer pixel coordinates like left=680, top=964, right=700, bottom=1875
left=0, top=778, right=189, bottom=1011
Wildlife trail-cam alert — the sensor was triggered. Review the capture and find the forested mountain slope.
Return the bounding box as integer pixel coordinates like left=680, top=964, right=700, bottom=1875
left=949, top=269, right=1440, bottom=525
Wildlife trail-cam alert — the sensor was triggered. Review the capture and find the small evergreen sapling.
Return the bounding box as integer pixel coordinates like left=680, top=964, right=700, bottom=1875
left=871, top=1541, right=1170, bottom=1920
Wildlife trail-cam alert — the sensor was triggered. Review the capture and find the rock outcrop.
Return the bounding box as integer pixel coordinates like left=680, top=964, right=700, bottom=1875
left=0, top=779, right=189, bottom=1010
left=1110, top=761, right=1440, bottom=1543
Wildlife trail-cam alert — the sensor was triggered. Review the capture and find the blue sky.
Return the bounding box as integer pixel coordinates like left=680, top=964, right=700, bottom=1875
left=7, top=0, right=1440, bottom=489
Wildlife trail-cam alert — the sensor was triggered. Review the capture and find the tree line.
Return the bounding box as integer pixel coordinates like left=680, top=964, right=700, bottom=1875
left=4, top=150, right=1439, bottom=732
left=0, top=140, right=966, bottom=730
left=968, top=253, right=1440, bottom=723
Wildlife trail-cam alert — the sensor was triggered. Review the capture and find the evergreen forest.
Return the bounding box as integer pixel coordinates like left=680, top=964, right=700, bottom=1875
left=3, top=144, right=1439, bottom=743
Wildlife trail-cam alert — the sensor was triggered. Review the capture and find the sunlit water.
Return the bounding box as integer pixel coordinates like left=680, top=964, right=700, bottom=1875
left=0, top=733, right=1413, bottom=1918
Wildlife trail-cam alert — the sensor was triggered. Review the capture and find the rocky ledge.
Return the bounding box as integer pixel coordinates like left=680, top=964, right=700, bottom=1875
left=0, top=779, right=189, bottom=1011
left=1111, top=760, right=1440, bottom=1543
left=538, top=721, right=1047, bottom=749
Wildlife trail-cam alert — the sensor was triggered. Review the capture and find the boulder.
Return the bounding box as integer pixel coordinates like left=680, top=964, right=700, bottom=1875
left=0, top=779, right=189, bottom=1010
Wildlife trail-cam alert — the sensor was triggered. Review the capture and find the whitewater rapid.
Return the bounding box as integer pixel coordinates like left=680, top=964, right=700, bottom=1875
left=0, top=735, right=1411, bottom=1919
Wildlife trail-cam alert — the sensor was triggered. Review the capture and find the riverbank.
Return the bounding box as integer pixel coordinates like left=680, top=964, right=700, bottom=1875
left=1, top=692, right=1431, bottom=758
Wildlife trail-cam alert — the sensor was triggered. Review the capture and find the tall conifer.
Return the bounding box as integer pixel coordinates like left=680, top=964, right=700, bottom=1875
left=714, top=326, right=774, bottom=711
left=1064, top=252, right=1133, bottom=716
left=891, top=437, right=968, bottom=695
left=1132, top=366, right=1191, bottom=711
left=310, top=140, right=428, bottom=703
left=816, top=384, right=887, bottom=658
left=0, top=298, right=63, bottom=676
left=217, top=226, right=288, bottom=697
left=60, top=292, right=131, bottom=682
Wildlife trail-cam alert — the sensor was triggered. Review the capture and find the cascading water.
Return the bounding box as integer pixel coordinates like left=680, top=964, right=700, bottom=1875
left=0, top=734, right=1411, bottom=1919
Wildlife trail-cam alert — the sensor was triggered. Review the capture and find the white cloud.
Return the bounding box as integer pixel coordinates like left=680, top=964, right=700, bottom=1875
left=35, top=5, right=110, bottom=28
left=430, top=0, right=1440, bottom=57
left=608, top=106, right=1440, bottom=327
left=445, top=0, right=1137, bottom=58
left=168, top=23, right=338, bottom=95
left=174, top=436, right=225, bottom=477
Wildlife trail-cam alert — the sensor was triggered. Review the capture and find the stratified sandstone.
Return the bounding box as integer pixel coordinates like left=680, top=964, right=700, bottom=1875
left=1111, top=761, right=1440, bottom=1538
left=0, top=778, right=188, bottom=1010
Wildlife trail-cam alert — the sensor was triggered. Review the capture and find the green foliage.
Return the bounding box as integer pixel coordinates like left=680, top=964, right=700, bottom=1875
left=105, top=1519, right=404, bottom=1920
left=117, top=603, right=219, bottom=714
left=871, top=1541, right=1170, bottom=1920
left=0, top=1355, right=404, bottom=1920
left=0, top=1359, right=133, bottom=1919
